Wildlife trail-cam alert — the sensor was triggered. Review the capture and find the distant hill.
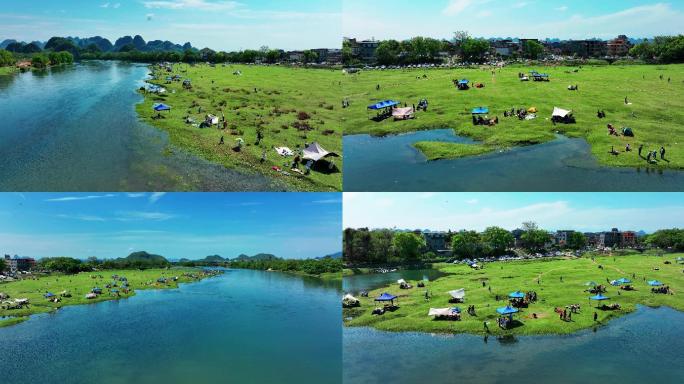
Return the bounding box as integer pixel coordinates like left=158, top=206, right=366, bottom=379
left=0, top=39, right=18, bottom=49
left=124, top=251, right=168, bottom=263
left=318, top=251, right=342, bottom=259
left=203, top=255, right=226, bottom=262
left=1, top=35, right=194, bottom=53
left=233, top=253, right=280, bottom=261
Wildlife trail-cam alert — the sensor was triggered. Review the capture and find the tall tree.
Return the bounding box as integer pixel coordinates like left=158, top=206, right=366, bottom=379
left=393, top=232, right=425, bottom=263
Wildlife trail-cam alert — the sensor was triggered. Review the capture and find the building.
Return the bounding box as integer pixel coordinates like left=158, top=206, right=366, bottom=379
left=584, top=232, right=600, bottom=247
left=554, top=230, right=575, bottom=247
left=286, top=51, right=304, bottom=63
left=511, top=229, right=525, bottom=248
left=599, top=228, right=622, bottom=248
left=607, top=35, right=631, bottom=57
left=491, top=39, right=518, bottom=57
left=423, top=232, right=451, bottom=256
left=326, top=49, right=343, bottom=64
left=562, top=40, right=607, bottom=58
left=620, top=231, right=637, bottom=247
left=345, top=38, right=380, bottom=63
left=3, top=254, right=36, bottom=274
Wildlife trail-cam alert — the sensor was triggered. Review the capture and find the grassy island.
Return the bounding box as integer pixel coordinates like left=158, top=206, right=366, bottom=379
left=343, top=64, right=684, bottom=169
left=344, top=253, right=683, bottom=336
left=137, top=63, right=343, bottom=191
left=0, top=268, right=220, bottom=328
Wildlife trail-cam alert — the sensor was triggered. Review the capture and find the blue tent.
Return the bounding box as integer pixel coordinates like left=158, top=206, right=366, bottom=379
left=496, top=306, right=519, bottom=315
left=153, top=103, right=171, bottom=112
left=458, top=79, right=469, bottom=85
left=616, top=278, right=631, bottom=284
left=375, top=293, right=397, bottom=302
left=367, top=100, right=399, bottom=110
left=44, top=292, right=55, bottom=298
left=508, top=291, right=525, bottom=299
left=647, top=280, right=663, bottom=286
left=111, top=289, right=119, bottom=293
left=589, top=294, right=609, bottom=301
left=471, top=107, right=489, bottom=114
left=451, top=307, right=462, bottom=313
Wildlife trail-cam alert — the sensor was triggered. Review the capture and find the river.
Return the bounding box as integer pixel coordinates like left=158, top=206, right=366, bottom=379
left=343, top=130, right=684, bottom=191
left=0, top=269, right=341, bottom=384
left=0, top=61, right=284, bottom=191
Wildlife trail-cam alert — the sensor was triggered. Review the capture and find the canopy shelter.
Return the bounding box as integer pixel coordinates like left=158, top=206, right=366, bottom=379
left=302, top=142, right=340, bottom=162
left=44, top=292, right=55, bottom=298
left=392, top=107, right=415, bottom=120
left=457, top=79, right=470, bottom=90
left=397, top=279, right=407, bottom=285
left=367, top=100, right=400, bottom=110
left=375, top=293, right=397, bottom=307
left=448, top=289, right=465, bottom=300
left=647, top=280, right=664, bottom=286
left=616, top=278, right=632, bottom=284
left=508, top=291, right=525, bottom=299
left=428, top=307, right=461, bottom=317
left=458, top=79, right=469, bottom=85
left=589, top=294, right=609, bottom=301
left=496, top=306, right=519, bottom=315
left=275, top=147, right=294, bottom=157
left=153, top=103, right=171, bottom=112
left=471, top=107, right=489, bottom=114
left=552, top=107, right=571, bottom=118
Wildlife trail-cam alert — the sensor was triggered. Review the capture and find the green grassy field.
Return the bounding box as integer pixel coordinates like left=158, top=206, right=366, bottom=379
left=342, top=64, right=684, bottom=169
left=137, top=64, right=343, bottom=191
left=343, top=253, right=684, bottom=336
left=0, top=268, right=217, bottom=327
left=0, top=66, right=17, bottom=76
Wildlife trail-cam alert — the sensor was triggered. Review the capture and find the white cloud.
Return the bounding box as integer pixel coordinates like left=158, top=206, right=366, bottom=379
left=143, top=0, right=242, bottom=11
left=148, top=192, right=166, bottom=204
left=477, top=10, right=492, bottom=18
left=100, top=2, right=110, bottom=8
left=419, top=192, right=436, bottom=199
left=56, top=214, right=107, bottom=222
left=556, top=5, right=568, bottom=12
left=117, top=211, right=177, bottom=221
left=311, top=198, right=342, bottom=205
left=113, top=3, right=120, bottom=8
left=442, top=0, right=474, bottom=16
left=45, top=194, right=116, bottom=202
left=513, top=2, right=529, bottom=8
left=466, top=199, right=479, bottom=205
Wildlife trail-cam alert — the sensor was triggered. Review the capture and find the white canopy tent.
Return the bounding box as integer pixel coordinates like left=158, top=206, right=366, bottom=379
left=552, top=107, right=572, bottom=118
left=343, top=294, right=359, bottom=304
left=302, top=142, right=339, bottom=162
left=448, top=289, right=465, bottom=300
left=428, top=308, right=456, bottom=317
left=397, top=279, right=407, bottom=285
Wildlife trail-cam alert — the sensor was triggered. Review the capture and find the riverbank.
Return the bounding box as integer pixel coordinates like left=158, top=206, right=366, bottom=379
left=0, top=268, right=220, bottom=327
left=413, top=141, right=494, bottom=160
left=343, top=64, right=684, bottom=169
left=343, top=253, right=683, bottom=336
left=0, top=66, right=17, bottom=76
left=137, top=63, right=343, bottom=191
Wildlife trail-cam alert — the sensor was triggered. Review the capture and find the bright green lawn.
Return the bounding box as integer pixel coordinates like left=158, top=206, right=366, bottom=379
left=0, top=66, right=17, bottom=76
left=344, top=253, right=684, bottom=336
left=137, top=64, right=343, bottom=191
left=413, top=141, right=494, bottom=160
left=0, top=268, right=215, bottom=327
left=342, top=64, right=684, bottom=169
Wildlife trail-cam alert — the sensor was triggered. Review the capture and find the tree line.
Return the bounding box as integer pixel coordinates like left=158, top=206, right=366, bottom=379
left=227, top=257, right=342, bottom=276
left=344, top=223, right=589, bottom=266
left=644, top=229, right=684, bottom=251
left=629, top=35, right=684, bottom=64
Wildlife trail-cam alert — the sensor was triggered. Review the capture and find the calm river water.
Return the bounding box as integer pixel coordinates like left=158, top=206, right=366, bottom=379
left=0, top=269, right=341, bottom=384
left=0, top=61, right=283, bottom=191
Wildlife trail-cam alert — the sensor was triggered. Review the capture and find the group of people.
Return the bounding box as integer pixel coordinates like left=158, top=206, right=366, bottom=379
left=651, top=285, right=671, bottom=294
left=466, top=305, right=477, bottom=316
left=472, top=114, right=499, bottom=126
left=555, top=307, right=574, bottom=322
left=497, top=315, right=513, bottom=329
left=503, top=107, right=532, bottom=120
left=597, top=110, right=607, bottom=119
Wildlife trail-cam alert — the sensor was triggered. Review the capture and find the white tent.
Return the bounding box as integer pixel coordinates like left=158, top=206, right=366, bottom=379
left=275, top=147, right=294, bottom=156
left=448, top=289, right=465, bottom=299
left=397, top=279, right=407, bottom=285
left=552, top=107, right=572, bottom=118
left=302, top=142, right=339, bottom=162
left=343, top=294, right=359, bottom=304
left=428, top=308, right=453, bottom=317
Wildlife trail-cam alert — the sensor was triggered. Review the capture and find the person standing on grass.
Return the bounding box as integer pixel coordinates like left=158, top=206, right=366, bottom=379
left=660, top=147, right=666, bottom=160
left=594, top=312, right=598, bottom=322
left=219, top=136, right=224, bottom=145
left=638, top=144, right=643, bottom=157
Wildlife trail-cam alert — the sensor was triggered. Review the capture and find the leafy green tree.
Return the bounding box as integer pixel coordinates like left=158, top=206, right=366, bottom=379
left=0, top=49, right=15, bottom=66
left=393, top=232, right=426, bottom=263
left=460, top=38, right=490, bottom=63
left=369, top=229, right=395, bottom=263
left=520, top=222, right=550, bottom=252
left=0, top=257, right=6, bottom=273
left=31, top=54, right=50, bottom=68
left=523, top=40, right=544, bottom=59
left=303, top=50, right=319, bottom=64
left=451, top=230, right=482, bottom=259
left=40, top=257, right=84, bottom=274
left=375, top=40, right=400, bottom=65
left=566, top=232, right=587, bottom=250
left=645, top=229, right=684, bottom=251
left=482, top=226, right=514, bottom=256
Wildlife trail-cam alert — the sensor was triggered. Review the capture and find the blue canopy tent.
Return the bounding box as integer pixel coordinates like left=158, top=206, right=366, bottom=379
left=458, top=79, right=469, bottom=85
left=153, top=103, right=171, bottom=112
left=496, top=306, right=519, bottom=315
left=508, top=291, right=525, bottom=299
left=616, top=278, right=631, bottom=284
left=92, top=287, right=102, bottom=294
left=375, top=292, right=398, bottom=307
left=647, top=280, right=664, bottom=286
left=457, top=79, right=470, bottom=90
left=471, top=107, right=489, bottom=114
left=589, top=294, right=609, bottom=307
left=367, top=100, right=400, bottom=110
left=44, top=292, right=55, bottom=298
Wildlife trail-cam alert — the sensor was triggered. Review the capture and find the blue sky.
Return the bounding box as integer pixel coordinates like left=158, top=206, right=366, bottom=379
left=0, top=193, right=341, bottom=260
left=344, top=193, right=684, bottom=233
left=0, top=0, right=341, bottom=50
left=344, top=0, right=684, bottom=40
